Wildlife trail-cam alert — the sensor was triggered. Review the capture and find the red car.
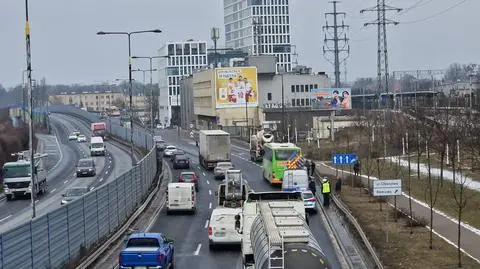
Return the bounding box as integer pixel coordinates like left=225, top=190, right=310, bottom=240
left=178, top=171, right=199, bottom=191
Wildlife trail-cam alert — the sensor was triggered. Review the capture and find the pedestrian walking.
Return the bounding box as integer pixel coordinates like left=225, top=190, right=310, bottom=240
left=353, top=161, right=360, bottom=177
left=308, top=177, right=317, bottom=196
left=310, top=161, right=316, bottom=176
left=321, top=178, right=332, bottom=207
left=335, top=177, right=342, bottom=196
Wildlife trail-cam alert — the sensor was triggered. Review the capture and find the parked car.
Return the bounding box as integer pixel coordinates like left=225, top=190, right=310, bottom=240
left=61, top=187, right=89, bottom=205
left=214, top=162, right=234, bottom=179
left=118, top=233, right=174, bottom=269
left=170, top=149, right=186, bottom=162
left=178, top=171, right=199, bottom=191
left=77, top=134, right=87, bottom=143
left=163, top=145, right=177, bottom=157
left=76, top=158, right=96, bottom=177
left=301, top=190, right=318, bottom=213
left=173, top=154, right=190, bottom=169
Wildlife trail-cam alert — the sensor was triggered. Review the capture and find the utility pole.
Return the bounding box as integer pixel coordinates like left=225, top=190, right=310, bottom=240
left=361, top=0, right=401, bottom=108
left=252, top=17, right=263, bottom=56
left=211, top=27, right=220, bottom=67
left=323, top=0, right=350, bottom=142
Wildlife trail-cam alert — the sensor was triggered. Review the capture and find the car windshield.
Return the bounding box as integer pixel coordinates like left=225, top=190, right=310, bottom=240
left=275, top=149, right=300, bottom=161
left=91, top=143, right=103, bottom=148
left=175, top=150, right=185, bottom=155
left=78, top=135, right=85, bottom=138
left=70, top=133, right=77, bottom=136
left=217, top=163, right=232, bottom=168
left=3, top=165, right=30, bottom=178
left=166, top=146, right=176, bottom=150
left=78, top=160, right=92, bottom=167
left=65, top=188, right=88, bottom=197
left=181, top=173, right=195, bottom=181
left=303, top=192, right=314, bottom=199
left=127, top=238, right=160, bottom=247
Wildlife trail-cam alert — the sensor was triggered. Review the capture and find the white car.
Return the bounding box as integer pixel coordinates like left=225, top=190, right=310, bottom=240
left=208, top=207, right=243, bottom=249
left=68, top=133, right=78, bottom=140
left=302, top=190, right=318, bottom=213
left=77, top=134, right=87, bottom=143
left=214, top=162, right=234, bottom=179
left=163, top=145, right=177, bottom=157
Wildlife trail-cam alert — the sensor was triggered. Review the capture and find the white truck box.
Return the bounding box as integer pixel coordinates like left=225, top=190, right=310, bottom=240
left=198, top=130, right=231, bottom=169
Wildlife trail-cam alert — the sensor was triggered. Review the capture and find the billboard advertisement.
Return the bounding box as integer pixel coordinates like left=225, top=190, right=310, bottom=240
left=215, top=67, right=259, bottom=108
left=311, top=88, right=352, bottom=110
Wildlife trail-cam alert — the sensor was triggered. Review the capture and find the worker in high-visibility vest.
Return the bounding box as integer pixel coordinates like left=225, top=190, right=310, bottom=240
left=321, top=177, right=332, bottom=207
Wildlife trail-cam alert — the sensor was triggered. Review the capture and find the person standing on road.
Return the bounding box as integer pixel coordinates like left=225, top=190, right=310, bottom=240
left=310, top=161, right=316, bottom=176
left=335, top=177, right=342, bottom=196
left=321, top=178, right=332, bottom=207
left=353, top=161, right=361, bottom=177
left=308, top=177, right=317, bottom=196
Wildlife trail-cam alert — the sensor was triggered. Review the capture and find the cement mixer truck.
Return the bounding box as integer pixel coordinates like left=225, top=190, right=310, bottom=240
left=249, top=129, right=274, bottom=162
left=234, top=191, right=331, bottom=269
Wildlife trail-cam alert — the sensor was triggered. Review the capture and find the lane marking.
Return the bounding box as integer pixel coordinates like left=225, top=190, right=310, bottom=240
left=0, top=215, right=12, bottom=222
left=206, top=180, right=210, bottom=185
left=100, top=178, right=104, bottom=182
left=209, top=190, right=212, bottom=196
left=204, top=220, right=209, bottom=229
left=51, top=188, right=56, bottom=193
left=202, top=172, right=206, bottom=177
left=35, top=200, right=39, bottom=203
left=193, top=243, right=202, bottom=256
left=64, top=180, right=68, bottom=184
left=209, top=202, right=212, bottom=209
left=91, top=187, right=95, bottom=191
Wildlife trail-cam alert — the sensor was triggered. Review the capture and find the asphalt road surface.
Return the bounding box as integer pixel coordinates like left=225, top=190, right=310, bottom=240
left=148, top=129, right=342, bottom=269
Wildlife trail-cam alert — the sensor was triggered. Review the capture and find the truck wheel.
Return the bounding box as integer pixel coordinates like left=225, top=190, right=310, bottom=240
left=6, top=195, right=12, bottom=201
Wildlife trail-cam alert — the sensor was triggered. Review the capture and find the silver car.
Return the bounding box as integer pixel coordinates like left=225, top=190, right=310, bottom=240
left=214, top=162, right=234, bottom=179
left=61, top=187, right=89, bottom=205
left=302, top=190, right=318, bottom=213
left=163, top=145, right=176, bottom=157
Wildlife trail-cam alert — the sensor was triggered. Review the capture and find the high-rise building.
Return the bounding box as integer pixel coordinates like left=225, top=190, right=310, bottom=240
left=223, top=0, right=293, bottom=73
left=158, top=40, right=208, bottom=127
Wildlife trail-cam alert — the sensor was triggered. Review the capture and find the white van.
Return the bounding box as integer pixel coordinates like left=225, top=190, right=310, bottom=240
left=90, top=136, right=106, bottom=156
left=166, top=182, right=196, bottom=214
left=282, top=169, right=309, bottom=191
left=208, top=207, right=243, bottom=249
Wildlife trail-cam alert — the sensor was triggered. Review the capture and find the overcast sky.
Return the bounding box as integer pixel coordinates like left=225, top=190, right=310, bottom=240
left=1, top=0, right=478, bottom=88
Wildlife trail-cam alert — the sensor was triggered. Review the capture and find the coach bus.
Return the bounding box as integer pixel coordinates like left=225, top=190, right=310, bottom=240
left=262, top=142, right=302, bottom=184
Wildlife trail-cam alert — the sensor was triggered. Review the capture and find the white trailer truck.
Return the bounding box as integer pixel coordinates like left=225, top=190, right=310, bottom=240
left=235, top=191, right=331, bottom=269
left=198, top=130, right=231, bottom=170
left=249, top=129, right=274, bottom=162
left=3, top=151, right=48, bottom=201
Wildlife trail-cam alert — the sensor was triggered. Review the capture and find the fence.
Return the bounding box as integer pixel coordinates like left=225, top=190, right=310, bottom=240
left=0, top=105, right=157, bottom=269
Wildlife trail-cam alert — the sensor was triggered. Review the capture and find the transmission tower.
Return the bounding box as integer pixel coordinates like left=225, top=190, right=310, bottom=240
left=361, top=0, right=402, bottom=100
left=252, top=17, right=263, bottom=56
left=323, top=1, right=350, bottom=88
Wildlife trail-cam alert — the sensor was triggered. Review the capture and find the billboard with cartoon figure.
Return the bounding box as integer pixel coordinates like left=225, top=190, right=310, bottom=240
left=311, top=88, right=352, bottom=110
left=215, top=67, right=259, bottom=108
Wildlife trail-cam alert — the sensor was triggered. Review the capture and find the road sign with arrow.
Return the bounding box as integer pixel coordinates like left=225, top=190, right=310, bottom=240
left=332, top=153, right=358, bottom=165
left=373, top=179, right=402, bottom=196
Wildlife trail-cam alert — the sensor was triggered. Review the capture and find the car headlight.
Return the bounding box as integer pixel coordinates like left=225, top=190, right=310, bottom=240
left=89, top=169, right=93, bottom=171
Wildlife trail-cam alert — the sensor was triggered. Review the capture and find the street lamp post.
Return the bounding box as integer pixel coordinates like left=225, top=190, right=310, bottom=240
left=132, top=56, right=168, bottom=131
left=133, top=68, right=158, bottom=130
left=97, top=29, right=162, bottom=165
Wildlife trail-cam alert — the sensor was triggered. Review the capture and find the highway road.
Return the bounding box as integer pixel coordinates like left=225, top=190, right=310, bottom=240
left=0, top=113, right=133, bottom=233
left=149, top=129, right=343, bottom=269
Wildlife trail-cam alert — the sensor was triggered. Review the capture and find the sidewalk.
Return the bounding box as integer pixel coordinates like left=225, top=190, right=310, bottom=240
left=315, top=161, right=480, bottom=263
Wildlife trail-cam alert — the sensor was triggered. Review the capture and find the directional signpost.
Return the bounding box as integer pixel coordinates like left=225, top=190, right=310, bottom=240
left=332, top=153, right=358, bottom=165
left=373, top=179, right=402, bottom=196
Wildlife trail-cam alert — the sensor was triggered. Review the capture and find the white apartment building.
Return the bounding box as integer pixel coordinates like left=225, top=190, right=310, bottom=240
left=158, top=40, right=208, bottom=126
left=224, top=0, right=292, bottom=73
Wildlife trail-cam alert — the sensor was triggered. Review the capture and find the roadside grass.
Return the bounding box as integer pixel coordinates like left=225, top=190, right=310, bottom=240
left=340, top=184, right=479, bottom=269
left=408, top=154, right=480, bottom=183
left=337, top=157, right=480, bottom=229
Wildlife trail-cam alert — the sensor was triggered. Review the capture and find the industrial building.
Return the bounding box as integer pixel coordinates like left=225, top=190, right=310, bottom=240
left=223, top=0, right=293, bottom=72
left=158, top=40, right=208, bottom=127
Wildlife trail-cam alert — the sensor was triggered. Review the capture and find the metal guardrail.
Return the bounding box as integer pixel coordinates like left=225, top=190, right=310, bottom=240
left=0, top=105, right=157, bottom=269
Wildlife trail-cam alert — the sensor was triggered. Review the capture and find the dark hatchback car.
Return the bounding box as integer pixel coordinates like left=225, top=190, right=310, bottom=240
left=76, top=158, right=96, bottom=177
left=173, top=154, right=190, bottom=169
left=178, top=171, right=199, bottom=191
left=170, top=149, right=186, bottom=162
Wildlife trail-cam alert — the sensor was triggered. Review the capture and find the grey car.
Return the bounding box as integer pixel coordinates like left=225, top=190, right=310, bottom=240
left=76, top=158, right=96, bottom=177
left=61, top=187, right=89, bottom=205
left=214, top=162, right=234, bottom=179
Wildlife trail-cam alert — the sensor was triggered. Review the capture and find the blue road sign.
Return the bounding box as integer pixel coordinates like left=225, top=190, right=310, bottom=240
left=332, top=153, right=358, bottom=165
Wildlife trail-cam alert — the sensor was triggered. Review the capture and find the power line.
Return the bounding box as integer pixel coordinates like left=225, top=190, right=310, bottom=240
left=323, top=0, right=350, bottom=88
left=401, top=0, right=469, bottom=24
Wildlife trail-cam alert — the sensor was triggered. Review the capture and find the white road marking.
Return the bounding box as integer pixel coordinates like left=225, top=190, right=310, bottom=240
left=209, top=190, right=212, bottom=196
left=35, top=200, right=39, bottom=203
left=110, top=160, right=112, bottom=163
left=202, top=172, right=206, bottom=177
left=204, top=220, right=209, bottom=229
left=64, top=180, right=68, bottom=184
left=91, top=187, right=95, bottom=191
left=105, top=171, right=109, bottom=175
left=0, top=215, right=12, bottom=222
left=206, top=180, right=210, bottom=185
left=51, top=188, right=56, bottom=193
left=209, top=202, right=212, bottom=209
left=193, top=243, right=202, bottom=255
left=100, top=178, right=104, bottom=182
